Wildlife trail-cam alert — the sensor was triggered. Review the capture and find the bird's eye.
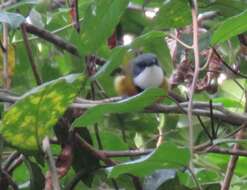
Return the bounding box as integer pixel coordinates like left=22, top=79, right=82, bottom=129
left=138, top=62, right=145, bottom=67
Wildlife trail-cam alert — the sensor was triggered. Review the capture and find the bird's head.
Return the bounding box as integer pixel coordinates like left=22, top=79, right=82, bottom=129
left=131, top=53, right=164, bottom=90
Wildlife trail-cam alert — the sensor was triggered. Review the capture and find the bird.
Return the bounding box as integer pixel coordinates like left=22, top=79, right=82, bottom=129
left=114, top=53, right=169, bottom=96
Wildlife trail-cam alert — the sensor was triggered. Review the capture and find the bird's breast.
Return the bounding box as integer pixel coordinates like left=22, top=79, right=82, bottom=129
left=133, top=65, right=164, bottom=89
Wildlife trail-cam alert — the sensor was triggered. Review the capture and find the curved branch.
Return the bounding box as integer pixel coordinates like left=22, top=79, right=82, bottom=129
left=22, top=23, right=80, bottom=57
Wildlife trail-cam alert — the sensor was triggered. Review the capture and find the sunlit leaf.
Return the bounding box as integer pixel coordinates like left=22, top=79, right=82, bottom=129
left=0, top=12, right=25, bottom=28
left=0, top=74, right=85, bottom=150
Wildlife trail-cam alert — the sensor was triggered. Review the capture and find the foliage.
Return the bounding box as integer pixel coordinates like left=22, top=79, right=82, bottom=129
left=0, top=0, right=247, bottom=189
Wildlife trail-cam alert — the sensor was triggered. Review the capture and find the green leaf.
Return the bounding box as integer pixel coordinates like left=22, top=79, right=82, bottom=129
left=92, top=46, right=128, bottom=79
left=72, top=88, right=166, bottom=127
left=6, top=0, right=37, bottom=11
left=152, top=0, right=191, bottom=29
left=98, top=131, right=128, bottom=151
left=81, top=0, right=129, bottom=53
left=0, top=12, right=25, bottom=28
left=131, top=31, right=172, bottom=74
left=220, top=79, right=245, bottom=107
left=121, top=9, right=150, bottom=34
left=0, top=74, right=85, bottom=150
left=212, top=97, right=242, bottom=108
left=217, top=37, right=240, bottom=65
left=211, top=9, right=247, bottom=45
left=199, top=0, right=247, bottom=18
left=107, top=142, right=190, bottom=178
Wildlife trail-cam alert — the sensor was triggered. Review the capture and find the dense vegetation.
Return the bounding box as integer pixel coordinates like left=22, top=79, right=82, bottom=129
left=0, top=0, right=247, bottom=189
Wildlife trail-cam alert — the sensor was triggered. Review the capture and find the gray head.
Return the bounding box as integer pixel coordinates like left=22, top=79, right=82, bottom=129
left=132, top=53, right=159, bottom=77
left=131, top=53, right=164, bottom=90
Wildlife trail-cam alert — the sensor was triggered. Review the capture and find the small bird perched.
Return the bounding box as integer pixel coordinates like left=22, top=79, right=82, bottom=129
left=114, top=53, right=169, bottom=96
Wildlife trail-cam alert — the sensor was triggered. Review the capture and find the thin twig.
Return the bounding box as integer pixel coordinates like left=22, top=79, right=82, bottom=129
left=1, top=170, right=19, bottom=190
left=102, top=149, right=152, bottom=157
left=209, top=99, right=216, bottom=139
left=197, top=116, right=213, bottom=140
left=156, top=114, right=165, bottom=147
left=187, top=167, right=203, bottom=190
left=2, top=22, right=9, bottom=110
left=76, top=133, right=115, bottom=165
left=7, top=154, right=24, bottom=174
left=0, top=39, right=6, bottom=52
left=200, top=48, right=213, bottom=71
left=205, top=145, right=247, bottom=157
left=213, top=48, right=247, bottom=79
left=13, top=18, right=84, bottom=44
left=3, top=151, right=20, bottom=170
left=0, top=0, right=16, bottom=9
left=168, top=34, right=193, bottom=49
left=20, top=24, right=42, bottom=85
left=197, top=11, right=218, bottom=23
left=233, top=78, right=245, bottom=91
left=221, top=125, right=246, bottom=190
left=99, top=145, right=247, bottom=158
left=43, top=137, right=60, bottom=190
left=1, top=90, right=247, bottom=126
left=221, top=90, right=247, bottom=190
left=188, top=0, right=200, bottom=168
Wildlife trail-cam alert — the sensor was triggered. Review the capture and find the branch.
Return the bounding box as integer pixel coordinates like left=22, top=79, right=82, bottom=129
left=205, top=145, right=247, bottom=157
left=168, top=34, right=193, bottom=49
left=22, top=23, right=80, bottom=57
left=213, top=48, right=247, bottom=79
left=0, top=0, right=16, bottom=9
left=197, top=11, right=218, bottom=23
left=147, top=104, right=247, bottom=126
left=75, top=133, right=142, bottom=189
left=21, top=24, right=42, bottom=85
left=95, top=144, right=247, bottom=158
left=188, top=0, right=200, bottom=167
left=221, top=125, right=246, bottom=190
left=45, top=144, right=73, bottom=190
left=43, top=137, right=61, bottom=190
left=2, top=151, right=20, bottom=170
left=221, top=91, right=247, bottom=190
left=75, top=133, right=116, bottom=166
left=1, top=170, right=18, bottom=190
left=1, top=91, right=247, bottom=126
left=102, top=149, right=152, bottom=157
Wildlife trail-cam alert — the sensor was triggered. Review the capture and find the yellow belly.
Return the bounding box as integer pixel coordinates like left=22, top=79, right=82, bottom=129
left=114, top=75, right=138, bottom=96
left=114, top=75, right=169, bottom=97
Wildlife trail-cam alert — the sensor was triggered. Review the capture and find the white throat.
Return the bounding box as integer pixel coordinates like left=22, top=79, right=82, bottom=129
left=133, top=65, right=164, bottom=89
